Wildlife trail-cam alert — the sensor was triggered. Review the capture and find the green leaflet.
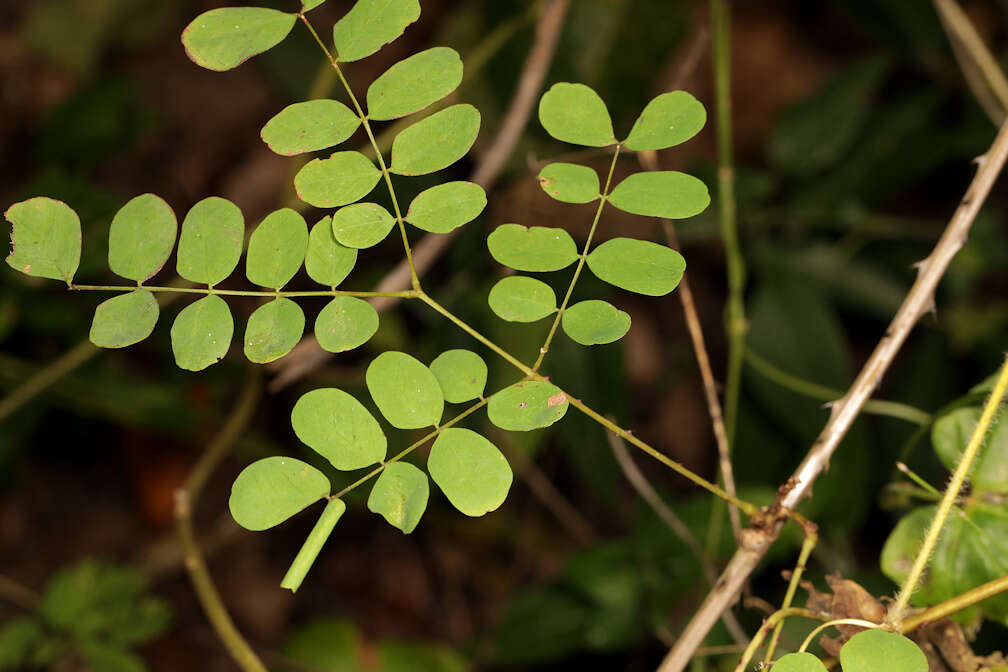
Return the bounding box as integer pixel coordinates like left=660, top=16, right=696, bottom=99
left=429, top=349, right=487, bottom=403
left=487, top=224, right=578, bottom=272
left=839, top=631, right=927, bottom=672
left=246, top=208, right=308, bottom=289
left=390, top=104, right=480, bottom=176
left=176, top=197, right=244, bottom=286
left=488, top=276, right=557, bottom=322
left=623, top=91, right=706, bottom=151
left=302, top=0, right=327, bottom=11
left=769, top=653, right=828, bottom=672
left=294, top=152, right=381, bottom=209
left=932, top=406, right=1008, bottom=493
left=332, top=0, right=420, bottom=63
left=305, top=216, right=357, bottom=288
left=366, top=47, right=463, bottom=121
left=229, top=457, right=330, bottom=531
left=607, top=171, right=710, bottom=219
left=428, top=428, right=511, bottom=516
left=291, top=388, right=387, bottom=471
left=405, top=181, right=486, bottom=234
left=537, top=163, right=600, bottom=204
left=488, top=380, right=568, bottom=431
left=261, top=100, right=361, bottom=156
left=243, top=298, right=305, bottom=364
left=561, top=300, right=630, bottom=345
left=315, top=296, right=379, bottom=353
left=5, top=197, right=81, bottom=283
left=108, top=194, right=177, bottom=283
left=366, top=351, right=444, bottom=429
left=586, top=238, right=685, bottom=296
left=367, top=462, right=428, bottom=533
left=538, top=82, right=615, bottom=147
left=170, top=294, right=233, bottom=371
left=89, top=290, right=159, bottom=348
left=330, top=203, right=395, bottom=249
left=182, top=7, right=297, bottom=72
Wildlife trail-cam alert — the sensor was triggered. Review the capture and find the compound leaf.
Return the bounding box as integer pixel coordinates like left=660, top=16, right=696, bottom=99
left=608, top=171, right=710, bottom=219
left=5, top=197, right=81, bottom=283
left=261, top=100, right=361, bottom=156
left=305, top=216, right=357, bottom=288
left=89, top=289, right=159, bottom=348
left=405, top=181, right=486, bottom=234
left=488, top=276, right=556, bottom=322
left=561, top=300, right=630, bottom=345
left=366, top=351, right=444, bottom=429
left=331, top=0, right=420, bottom=63
left=367, top=462, right=428, bottom=533
left=330, top=202, right=395, bottom=249
left=933, top=406, right=1008, bottom=493
left=315, top=296, right=378, bottom=353
left=246, top=208, right=308, bottom=289
left=176, top=196, right=243, bottom=286
left=170, top=294, right=233, bottom=371
left=623, top=91, right=706, bottom=151
left=182, top=7, right=297, bottom=72
left=488, top=380, right=568, bottom=431
left=428, top=428, right=511, bottom=516
left=487, top=224, right=578, bottom=272
left=294, top=151, right=381, bottom=209
left=291, top=388, right=387, bottom=470
left=389, top=104, right=480, bottom=176
left=367, top=47, right=463, bottom=121
left=243, top=298, right=305, bottom=364
left=537, top=163, right=600, bottom=204
left=108, top=194, right=177, bottom=282
left=769, top=653, right=828, bottom=672
left=538, top=82, right=615, bottom=147
left=429, top=349, right=487, bottom=403
left=586, top=238, right=685, bottom=296
left=839, top=630, right=927, bottom=672
left=229, top=456, right=329, bottom=531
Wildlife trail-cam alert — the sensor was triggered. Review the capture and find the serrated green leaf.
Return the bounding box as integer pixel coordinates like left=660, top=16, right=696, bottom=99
left=933, top=406, right=1008, bottom=493
left=623, top=91, right=706, bottom=151
left=294, top=151, right=381, bottom=208
left=367, top=47, right=463, bottom=121
left=176, top=196, right=243, bottom=286
left=366, top=351, right=444, bottom=429
left=243, top=298, right=305, bottom=364
left=5, top=197, right=81, bottom=283
left=769, top=652, right=828, bottom=672
left=246, top=208, right=308, bottom=289
left=561, top=300, right=630, bottom=345
left=170, top=294, right=233, bottom=371
left=303, top=0, right=326, bottom=10
left=108, top=194, right=177, bottom=282
left=839, top=630, right=926, bottom=672
left=429, top=428, right=511, bottom=516
left=586, top=238, right=685, bottom=296
left=608, top=171, right=709, bottom=219
left=182, top=7, right=297, bottom=72
left=488, top=380, right=568, bottom=431
left=229, top=456, right=330, bottom=530
left=429, top=349, right=487, bottom=403
left=488, top=276, right=557, bottom=322
left=405, top=181, right=486, bottom=233
left=487, top=224, right=578, bottom=272
left=538, top=82, right=615, bottom=147
left=537, top=163, right=600, bottom=204
left=315, top=296, right=378, bottom=353
left=332, top=0, right=420, bottom=63
left=367, top=462, right=428, bottom=533
left=261, top=100, right=361, bottom=156
left=305, top=216, right=357, bottom=288
left=330, top=202, right=395, bottom=249
left=389, top=104, right=480, bottom=176
left=291, top=388, right=387, bottom=470
left=89, top=290, right=159, bottom=348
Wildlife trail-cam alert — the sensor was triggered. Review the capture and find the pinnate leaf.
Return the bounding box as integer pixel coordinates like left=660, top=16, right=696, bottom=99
left=331, top=203, right=395, bottom=249
left=109, top=194, right=177, bottom=282
left=243, top=298, right=305, bottom=364
left=538, top=83, right=615, bottom=147
left=429, top=428, right=511, bottom=516
left=366, top=351, right=444, bottom=429
left=537, top=163, right=600, bottom=204
left=332, top=0, right=420, bottom=63
left=170, top=294, right=233, bottom=371
left=291, top=388, right=387, bottom=471
left=487, top=224, right=578, bottom=272
left=367, top=47, right=463, bottom=121
left=608, top=171, right=710, bottom=219
left=5, top=197, right=81, bottom=283
left=429, top=349, right=487, bottom=403
left=933, top=406, right=1008, bottom=493
left=246, top=208, right=308, bottom=289
left=623, top=91, right=706, bottom=151
left=488, top=276, right=557, bottom=322
left=176, top=197, right=243, bottom=286
left=229, top=457, right=329, bottom=531
left=89, top=290, right=159, bottom=348
left=839, top=630, right=927, bottom=672
left=182, top=7, right=296, bottom=72
left=315, top=296, right=378, bottom=353
left=390, top=104, right=480, bottom=175
left=769, top=653, right=828, bottom=672
left=586, top=238, right=685, bottom=296
left=405, top=181, right=486, bottom=233
left=305, top=216, right=357, bottom=288
left=295, top=151, right=381, bottom=209
left=488, top=380, right=568, bottom=431
left=367, top=462, right=428, bottom=533
left=561, top=300, right=630, bottom=345
left=261, top=100, right=360, bottom=156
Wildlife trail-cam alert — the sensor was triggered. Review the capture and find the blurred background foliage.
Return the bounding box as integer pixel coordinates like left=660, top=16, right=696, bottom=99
left=2, top=0, right=1008, bottom=670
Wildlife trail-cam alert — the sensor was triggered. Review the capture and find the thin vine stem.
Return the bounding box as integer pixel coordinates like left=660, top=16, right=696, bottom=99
left=732, top=607, right=822, bottom=672
left=764, top=526, right=818, bottom=663
left=70, top=284, right=417, bottom=299
left=798, top=619, right=879, bottom=653
left=900, top=573, right=1008, bottom=633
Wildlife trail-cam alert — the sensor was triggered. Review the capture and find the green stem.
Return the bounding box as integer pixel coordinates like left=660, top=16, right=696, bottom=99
left=70, top=284, right=417, bottom=299
left=799, top=619, right=879, bottom=653
left=0, top=340, right=98, bottom=423
left=733, top=608, right=821, bottom=672
left=281, top=498, right=346, bottom=593
left=764, top=527, right=818, bottom=663
left=900, top=573, right=1008, bottom=633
